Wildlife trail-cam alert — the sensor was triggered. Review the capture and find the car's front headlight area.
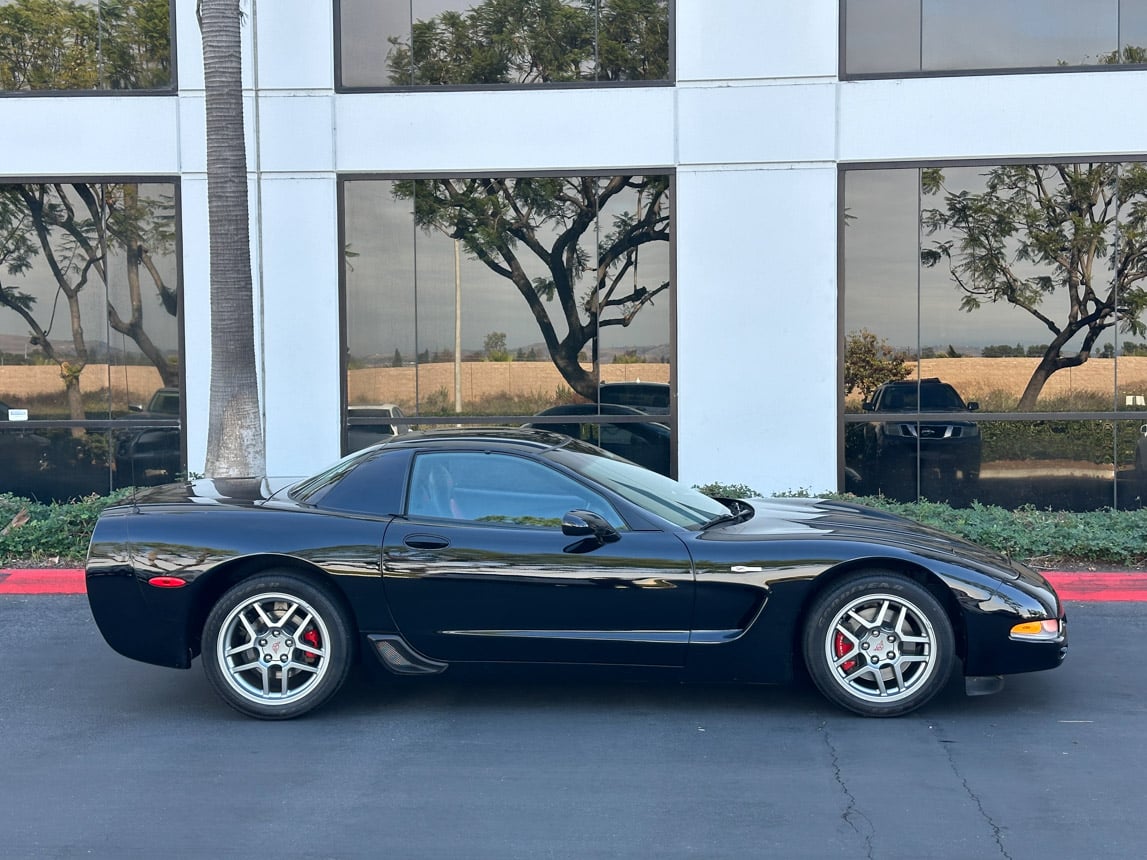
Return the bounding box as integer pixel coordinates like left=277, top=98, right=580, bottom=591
left=1010, top=618, right=1063, bottom=641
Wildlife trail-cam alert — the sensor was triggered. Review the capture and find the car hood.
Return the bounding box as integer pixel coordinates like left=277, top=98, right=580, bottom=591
left=703, top=497, right=1022, bottom=578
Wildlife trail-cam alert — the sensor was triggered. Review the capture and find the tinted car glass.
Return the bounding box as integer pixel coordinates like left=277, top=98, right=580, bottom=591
left=407, top=451, right=625, bottom=529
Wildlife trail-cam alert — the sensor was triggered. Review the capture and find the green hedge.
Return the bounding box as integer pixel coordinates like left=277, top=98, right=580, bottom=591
left=698, top=483, right=1147, bottom=566
left=0, top=491, right=132, bottom=564
left=838, top=495, right=1147, bottom=566
left=3, top=487, right=1145, bottom=567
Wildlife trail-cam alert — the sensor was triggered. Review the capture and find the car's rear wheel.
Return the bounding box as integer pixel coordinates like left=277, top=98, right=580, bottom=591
left=202, top=572, right=353, bottom=720
left=802, top=573, right=954, bottom=717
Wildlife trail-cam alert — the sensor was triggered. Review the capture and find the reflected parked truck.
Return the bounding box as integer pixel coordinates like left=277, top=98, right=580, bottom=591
left=855, top=378, right=981, bottom=499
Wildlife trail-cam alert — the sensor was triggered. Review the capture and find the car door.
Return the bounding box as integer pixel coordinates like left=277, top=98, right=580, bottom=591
left=381, top=450, right=694, bottom=667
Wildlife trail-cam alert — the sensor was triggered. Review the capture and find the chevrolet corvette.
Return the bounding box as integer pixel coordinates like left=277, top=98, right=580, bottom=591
left=86, top=429, right=1066, bottom=719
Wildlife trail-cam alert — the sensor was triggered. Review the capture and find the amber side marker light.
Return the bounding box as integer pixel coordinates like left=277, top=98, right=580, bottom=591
left=1010, top=619, right=1061, bottom=641
left=147, top=576, right=187, bottom=588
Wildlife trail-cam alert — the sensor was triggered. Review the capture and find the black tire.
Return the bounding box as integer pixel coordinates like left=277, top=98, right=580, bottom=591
left=202, top=572, right=354, bottom=720
left=802, top=573, right=955, bottom=717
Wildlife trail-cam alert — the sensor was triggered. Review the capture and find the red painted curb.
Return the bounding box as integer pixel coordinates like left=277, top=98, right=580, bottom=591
left=0, top=569, right=86, bottom=594
left=2, top=568, right=1147, bottom=601
left=1042, top=572, right=1147, bottom=603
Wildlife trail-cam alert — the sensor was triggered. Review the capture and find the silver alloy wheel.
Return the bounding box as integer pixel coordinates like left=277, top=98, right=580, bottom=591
left=822, top=591, right=939, bottom=704
left=215, top=591, right=332, bottom=707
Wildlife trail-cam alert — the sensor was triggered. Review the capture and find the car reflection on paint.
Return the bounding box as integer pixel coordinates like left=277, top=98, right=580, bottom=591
left=86, top=428, right=1066, bottom=721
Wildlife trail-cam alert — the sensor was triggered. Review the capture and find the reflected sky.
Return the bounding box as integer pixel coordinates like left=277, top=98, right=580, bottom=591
left=846, top=0, right=1135, bottom=74
left=844, top=166, right=1125, bottom=353
left=0, top=184, right=179, bottom=358
left=343, top=178, right=671, bottom=360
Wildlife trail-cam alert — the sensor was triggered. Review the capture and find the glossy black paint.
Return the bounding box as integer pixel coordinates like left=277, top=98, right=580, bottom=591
left=86, top=429, right=1066, bottom=696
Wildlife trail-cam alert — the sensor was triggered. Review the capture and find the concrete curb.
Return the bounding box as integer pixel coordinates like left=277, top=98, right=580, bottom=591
left=2, top=568, right=1146, bottom=601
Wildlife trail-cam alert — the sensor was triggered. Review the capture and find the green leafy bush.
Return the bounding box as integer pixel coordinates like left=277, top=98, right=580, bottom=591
left=0, top=491, right=131, bottom=564
left=835, top=494, right=1147, bottom=565
left=695, top=482, right=760, bottom=499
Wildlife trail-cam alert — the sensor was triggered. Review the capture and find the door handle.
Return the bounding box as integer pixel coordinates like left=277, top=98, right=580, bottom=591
left=403, top=534, right=450, bottom=550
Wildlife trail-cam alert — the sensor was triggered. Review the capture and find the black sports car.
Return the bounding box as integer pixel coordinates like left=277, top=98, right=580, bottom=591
left=86, top=429, right=1066, bottom=720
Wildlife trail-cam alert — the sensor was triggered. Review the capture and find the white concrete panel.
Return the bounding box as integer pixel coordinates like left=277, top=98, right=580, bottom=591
left=840, top=71, right=1147, bottom=163
left=258, top=176, right=343, bottom=476
left=178, top=0, right=257, bottom=93
left=254, top=0, right=334, bottom=91
left=677, top=82, right=837, bottom=167
left=335, top=87, right=676, bottom=172
left=0, top=98, right=179, bottom=176
left=182, top=173, right=273, bottom=478
left=676, top=0, right=838, bottom=82
left=256, top=96, right=335, bottom=172
left=676, top=166, right=839, bottom=495
left=179, top=177, right=211, bottom=477
left=178, top=94, right=207, bottom=174
left=179, top=93, right=260, bottom=177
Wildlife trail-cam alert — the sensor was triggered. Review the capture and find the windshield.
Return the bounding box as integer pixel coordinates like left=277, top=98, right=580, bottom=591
left=549, top=448, right=728, bottom=529
left=880, top=384, right=966, bottom=411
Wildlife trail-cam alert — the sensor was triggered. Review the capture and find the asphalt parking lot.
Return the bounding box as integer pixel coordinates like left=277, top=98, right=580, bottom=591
left=1, top=587, right=1144, bottom=859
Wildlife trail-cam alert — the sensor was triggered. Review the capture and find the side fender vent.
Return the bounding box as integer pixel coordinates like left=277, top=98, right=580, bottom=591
left=367, top=634, right=449, bottom=676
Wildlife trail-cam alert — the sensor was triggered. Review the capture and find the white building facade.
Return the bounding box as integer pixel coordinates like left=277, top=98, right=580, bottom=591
left=3, top=1, right=1147, bottom=509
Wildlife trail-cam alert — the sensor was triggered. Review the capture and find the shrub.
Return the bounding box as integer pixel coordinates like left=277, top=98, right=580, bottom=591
left=4, top=487, right=1146, bottom=568
left=834, top=494, right=1147, bottom=565
left=0, top=491, right=132, bottom=563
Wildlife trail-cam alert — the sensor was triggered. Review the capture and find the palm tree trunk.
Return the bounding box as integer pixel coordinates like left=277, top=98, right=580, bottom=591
left=200, top=0, right=264, bottom=476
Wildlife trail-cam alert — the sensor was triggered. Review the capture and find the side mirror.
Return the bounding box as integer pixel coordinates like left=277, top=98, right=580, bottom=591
left=562, top=510, right=620, bottom=544
left=129, top=404, right=144, bottom=413
left=967, top=402, right=979, bottom=412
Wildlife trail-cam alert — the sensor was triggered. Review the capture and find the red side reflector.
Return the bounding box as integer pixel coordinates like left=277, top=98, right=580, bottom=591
left=147, top=576, right=187, bottom=588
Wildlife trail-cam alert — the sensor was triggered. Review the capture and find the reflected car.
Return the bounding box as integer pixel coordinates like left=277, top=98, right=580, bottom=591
left=346, top=404, right=409, bottom=453
left=857, top=378, right=981, bottom=496
left=598, top=381, right=670, bottom=415
left=0, top=399, right=51, bottom=495
left=525, top=403, right=670, bottom=475
left=114, top=387, right=182, bottom=486
left=87, top=429, right=1066, bottom=721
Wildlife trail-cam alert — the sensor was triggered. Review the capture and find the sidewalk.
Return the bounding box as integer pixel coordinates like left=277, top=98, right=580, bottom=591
left=3, top=568, right=1147, bottom=600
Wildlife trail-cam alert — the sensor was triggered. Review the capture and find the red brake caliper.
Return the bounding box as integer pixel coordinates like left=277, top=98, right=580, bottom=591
left=302, top=628, right=321, bottom=663
left=834, top=632, right=856, bottom=672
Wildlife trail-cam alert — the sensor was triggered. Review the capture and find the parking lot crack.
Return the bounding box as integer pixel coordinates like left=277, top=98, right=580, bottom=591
left=819, top=721, right=876, bottom=859
left=934, top=727, right=1013, bottom=859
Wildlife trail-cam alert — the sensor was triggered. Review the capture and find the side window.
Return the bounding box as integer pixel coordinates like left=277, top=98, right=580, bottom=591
left=407, top=452, right=625, bottom=529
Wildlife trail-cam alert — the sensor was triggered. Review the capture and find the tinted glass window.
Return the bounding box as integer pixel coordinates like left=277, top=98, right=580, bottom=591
left=0, top=181, right=181, bottom=500
left=0, top=0, right=173, bottom=92
left=341, top=174, right=674, bottom=473
left=844, top=0, right=1140, bottom=76
left=338, top=0, right=670, bottom=89
left=922, top=0, right=1116, bottom=71
left=843, top=0, right=922, bottom=75
left=406, top=451, right=624, bottom=527
left=842, top=161, right=1147, bottom=511
left=307, top=446, right=411, bottom=515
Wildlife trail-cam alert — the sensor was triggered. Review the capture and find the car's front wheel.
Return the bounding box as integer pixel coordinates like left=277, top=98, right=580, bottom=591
left=202, top=572, right=354, bottom=720
left=803, top=573, right=955, bottom=717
